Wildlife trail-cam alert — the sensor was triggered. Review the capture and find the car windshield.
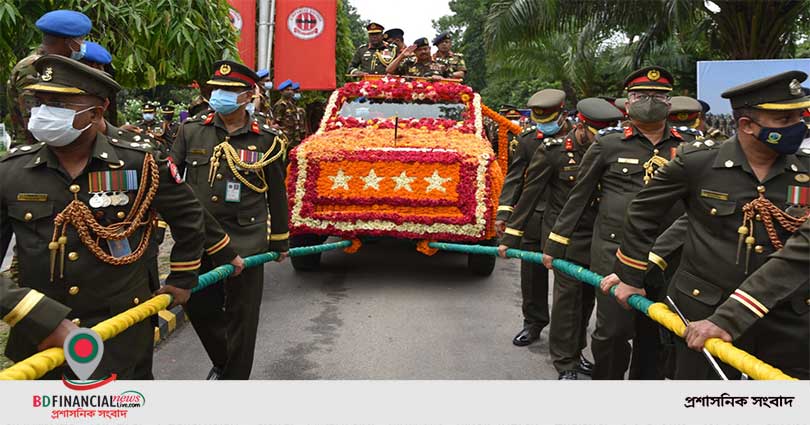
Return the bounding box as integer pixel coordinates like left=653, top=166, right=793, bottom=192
left=338, top=98, right=467, bottom=121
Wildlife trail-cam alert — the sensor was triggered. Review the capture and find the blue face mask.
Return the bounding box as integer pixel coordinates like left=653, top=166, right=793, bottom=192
left=142, top=113, right=155, bottom=121
left=245, top=103, right=255, bottom=116
left=536, top=120, right=561, bottom=136
left=209, top=89, right=246, bottom=115
left=70, top=41, right=86, bottom=61
left=752, top=120, right=807, bottom=155
left=263, top=82, right=273, bottom=90
left=293, top=93, right=302, bottom=101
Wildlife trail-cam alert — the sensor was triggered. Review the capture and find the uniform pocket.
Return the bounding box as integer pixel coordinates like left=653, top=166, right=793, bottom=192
left=608, top=162, right=644, bottom=182
left=237, top=209, right=263, bottom=227
left=184, top=155, right=210, bottom=184
left=674, top=269, right=724, bottom=306
left=788, top=283, right=809, bottom=315
left=7, top=201, right=54, bottom=222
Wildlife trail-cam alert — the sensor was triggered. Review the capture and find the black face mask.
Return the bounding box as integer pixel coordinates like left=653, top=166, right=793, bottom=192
left=162, top=114, right=174, bottom=121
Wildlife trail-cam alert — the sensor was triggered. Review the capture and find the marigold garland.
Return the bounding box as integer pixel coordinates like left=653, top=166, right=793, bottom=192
left=481, top=104, right=523, bottom=174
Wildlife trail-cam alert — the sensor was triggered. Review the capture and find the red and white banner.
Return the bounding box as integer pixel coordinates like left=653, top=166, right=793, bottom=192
left=273, top=0, right=337, bottom=90
left=228, top=0, right=257, bottom=68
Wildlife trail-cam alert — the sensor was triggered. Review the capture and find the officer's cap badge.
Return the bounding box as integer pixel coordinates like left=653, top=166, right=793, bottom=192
left=647, top=69, right=660, bottom=81
left=789, top=79, right=801, bottom=96
left=677, top=112, right=689, bottom=121
left=41, top=67, right=53, bottom=82
left=219, top=63, right=231, bottom=75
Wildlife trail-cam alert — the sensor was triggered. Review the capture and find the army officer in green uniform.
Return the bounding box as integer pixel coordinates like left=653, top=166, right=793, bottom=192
left=605, top=70, right=810, bottom=379
left=0, top=55, right=206, bottom=379
left=543, top=66, right=701, bottom=380
left=348, top=23, right=397, bottom=76
left=170, top=60, right=289, bottom=380
left=386, top=37, right=449, bottom=78
left=497, top=89, right=571, bottom=347
left=499, top=98, right=623, bottom=378
left=432, top=31, right=466, bottom=79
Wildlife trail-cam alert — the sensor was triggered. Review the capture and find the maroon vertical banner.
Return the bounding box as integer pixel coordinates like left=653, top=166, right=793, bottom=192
left=228, top=0, right=257, bottom=68
left=274, top=0, right=337, bottom=90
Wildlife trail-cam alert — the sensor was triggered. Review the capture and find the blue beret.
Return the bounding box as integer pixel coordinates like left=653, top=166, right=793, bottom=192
left=256, top=68, right=269, bottom=79
left=36, top=10, right=92, bottom=38
left=432, top=31, right=450, bottom=46
left=278, top=79, right=293, bottom=90
left=292, top=82, right=300, bottom=90
left=83, top=41, right=112, bottom=65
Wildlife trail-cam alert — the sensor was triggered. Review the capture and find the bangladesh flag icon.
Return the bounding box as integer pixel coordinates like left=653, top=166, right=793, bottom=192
left=63, top=328, right=104, bottom=380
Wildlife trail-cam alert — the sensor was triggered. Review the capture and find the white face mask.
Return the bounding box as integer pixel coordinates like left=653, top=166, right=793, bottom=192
left=27, top=105, right=94, bottom=147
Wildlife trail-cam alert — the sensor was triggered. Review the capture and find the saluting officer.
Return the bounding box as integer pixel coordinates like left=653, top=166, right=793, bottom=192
left=543, top=66, right=701, bottom=380
left=6, top=10, right=92, bottom=147
left=383, top=28, right=406, bottom=56
left=386, top=38, right=449, bottom=78
left=499, top=98, right=623, bottom=379
left=497, top=89, right=570, bottom=347
left=348, top=23, right=397, bottom=76
left=605, top=70, right=810, bottom=380
left=432, top=31, right=466, bottom=80
left=0, top=55, right=206, bottom=379
left=170, top=61, right=289, bottom=380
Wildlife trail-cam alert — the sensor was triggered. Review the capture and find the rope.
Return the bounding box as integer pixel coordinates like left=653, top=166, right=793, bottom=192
left=0, top=240, right=351, bottom=380
left=208, top=136, right=285, bottom=193
left=427, top=241, right=798, bottom=381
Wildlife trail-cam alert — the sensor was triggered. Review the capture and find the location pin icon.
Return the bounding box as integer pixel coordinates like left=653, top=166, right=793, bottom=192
left=63, top=328, right=104, bottom=380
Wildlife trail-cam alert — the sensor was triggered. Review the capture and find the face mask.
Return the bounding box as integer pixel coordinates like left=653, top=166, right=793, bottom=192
left=263, top=82, right=273, bottom=90
left=28, top=105, right=93, bottom=147
left=627, top=97, right=669, bottom=123
left=70, top=41, right=86, bottom=61
left=143, top=113, right=155, bottom=121
left=209, top=89, right=247, bottom=115
left=293, top=93, right=302, bottom=101
left=245, top=103, right=255, bottom=116
left=751, top=120, right=807, bottom=155
left=162, top=114, right=173, bottom=121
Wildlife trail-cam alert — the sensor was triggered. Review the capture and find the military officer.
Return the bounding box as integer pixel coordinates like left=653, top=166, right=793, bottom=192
left=667, top=96, right=704, bottom=132
left=154, top=105, right=180, bottom=149
left=253, top=69, right=275, bottom=120
left=292, top=82, right=308, bottom=143
left=79, top=41, right=112, bottom=71
left=273, top=79, right=303, bottom=156
left=383, top=28, right=406, bottom=56
left=170, top=60, right=289, bottom=380
left=348, top=23, right=397, bottom=76
left=604, top=70, right=810, bottom=380
left=543, top=66, right=701, bottom=380
left=386, top=38, right=449, bottom=78
left=496, top=89, right=570, bottom=347
left=0, top=55, right=207, bottom=379
left=684, top=219, right=808, bottom=379
left=6, top=10, right=92, bottom=146
left=432, top=31, right=466, bottom=80
left=499, top=98, right=623, bottom=378
left=135, top=103, right=160, bottom=136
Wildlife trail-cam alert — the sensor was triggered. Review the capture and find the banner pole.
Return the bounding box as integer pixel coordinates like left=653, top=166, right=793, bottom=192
left=266, top=0, right=277, bottom=70
left=258, top=0, right=270, bottom=70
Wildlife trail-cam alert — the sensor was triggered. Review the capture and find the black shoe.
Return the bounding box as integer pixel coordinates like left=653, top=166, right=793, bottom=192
left=512, top=327, right=541, bottom=346
left=577, top=354, right=594, bottom=376
left=206, top=367, right=222, bottom=380
left=558, top=370, right=578, bottom=380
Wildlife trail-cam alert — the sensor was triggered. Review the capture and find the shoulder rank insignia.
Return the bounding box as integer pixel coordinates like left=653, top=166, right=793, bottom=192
left=565, top=138, right=574, bottom=151
left=598, top=126, right=621, bottom=136
left=670, top=127, right=683, bottom=139
left=202, top=114, right=215, bottom=125
left=535, top=130, right=545, bottom=140
left=1, top=142, right=45, bottom=161
left=623, top=127, right=634, bottom=139
left=251, top=121, right=260, bottom=134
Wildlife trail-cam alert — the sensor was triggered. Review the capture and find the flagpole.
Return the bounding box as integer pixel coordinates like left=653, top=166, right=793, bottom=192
left=266, top=0, right=277, bottom=71
left=258, top=0, right=270, bottom=69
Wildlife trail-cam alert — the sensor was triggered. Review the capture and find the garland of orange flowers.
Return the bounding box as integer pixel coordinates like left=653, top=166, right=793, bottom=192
left=481, top=104, right=523, bottom=174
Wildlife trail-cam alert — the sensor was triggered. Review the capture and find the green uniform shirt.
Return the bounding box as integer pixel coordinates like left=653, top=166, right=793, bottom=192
left=502, top=129, right=597, bottom=265
left=544, top=124, right=700, bottom=274
left=394, top=57, right=448, bottom=78
left=433, top=51, right=466, bottom=75
left=613, top=138, right=809, bottom=322
left=273, top=98, right=303, bottom=149
left=0, top=135, right=206, bottom=361
left=6, top=52, right=41, bottom=146
left=348, top=43, right=397, bottom=75
left=170, top=112, right=289, bottom=255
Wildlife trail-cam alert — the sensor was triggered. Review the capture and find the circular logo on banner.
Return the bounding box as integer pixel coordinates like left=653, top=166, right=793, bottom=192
left=288, top=7, right=324, bottom=40
left=229, top=8, right=243, bottom=33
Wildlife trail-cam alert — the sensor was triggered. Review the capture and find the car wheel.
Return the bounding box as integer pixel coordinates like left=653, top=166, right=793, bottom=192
left=467, top=238, right=497, bottom=276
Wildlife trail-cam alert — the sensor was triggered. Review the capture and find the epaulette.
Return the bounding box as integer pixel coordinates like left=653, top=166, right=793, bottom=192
left=681, top=139, right=719, bottom=156
left=0, top=142, right=44, bottom=161
left=520, top=126, right=536, bottom=137
left=109, top=135, right=153, bottom=153
left=543, top=138, right=563, bottom=148
left=675, top=126, right=703, bottom=138
left=597, top=126, right=623, bottom=136
left=257, top=121, right=281, bottom=136
left=797, top=147, right=810, bottom=157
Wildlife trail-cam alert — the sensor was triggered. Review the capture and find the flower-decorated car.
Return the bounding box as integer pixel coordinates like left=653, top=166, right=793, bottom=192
left=286, top=77, right=514, bottom=275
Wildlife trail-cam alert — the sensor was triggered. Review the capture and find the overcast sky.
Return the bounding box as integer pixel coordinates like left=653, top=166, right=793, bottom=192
left=349, top=0, right=452, bottom=46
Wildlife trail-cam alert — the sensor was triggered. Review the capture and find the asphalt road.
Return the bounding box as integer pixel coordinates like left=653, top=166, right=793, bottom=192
left=155, top=239, right=594, bottom=380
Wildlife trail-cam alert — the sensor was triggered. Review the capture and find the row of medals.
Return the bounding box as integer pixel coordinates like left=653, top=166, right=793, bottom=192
left=89, top=191, right=130, bottom=208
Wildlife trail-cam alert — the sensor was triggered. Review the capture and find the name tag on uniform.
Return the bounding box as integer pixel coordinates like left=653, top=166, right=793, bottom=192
left=700, top=189, right=729, bottom=201
left=617, top=157, right=639, bottom=164
left=563, top=165, right=579, bottom=171
left=190, top=149, right=208, bottom=155
left=226, top=181, right=241, bottom=203
left=16, top=193, right=48, bottom=202
left=107, top=238, right=132, bottom=258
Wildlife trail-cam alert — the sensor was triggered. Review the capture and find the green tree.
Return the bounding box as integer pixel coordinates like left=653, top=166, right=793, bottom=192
left=432, top=0, right=494, bottom=91
left=0, top=0, right=238, bottom=89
